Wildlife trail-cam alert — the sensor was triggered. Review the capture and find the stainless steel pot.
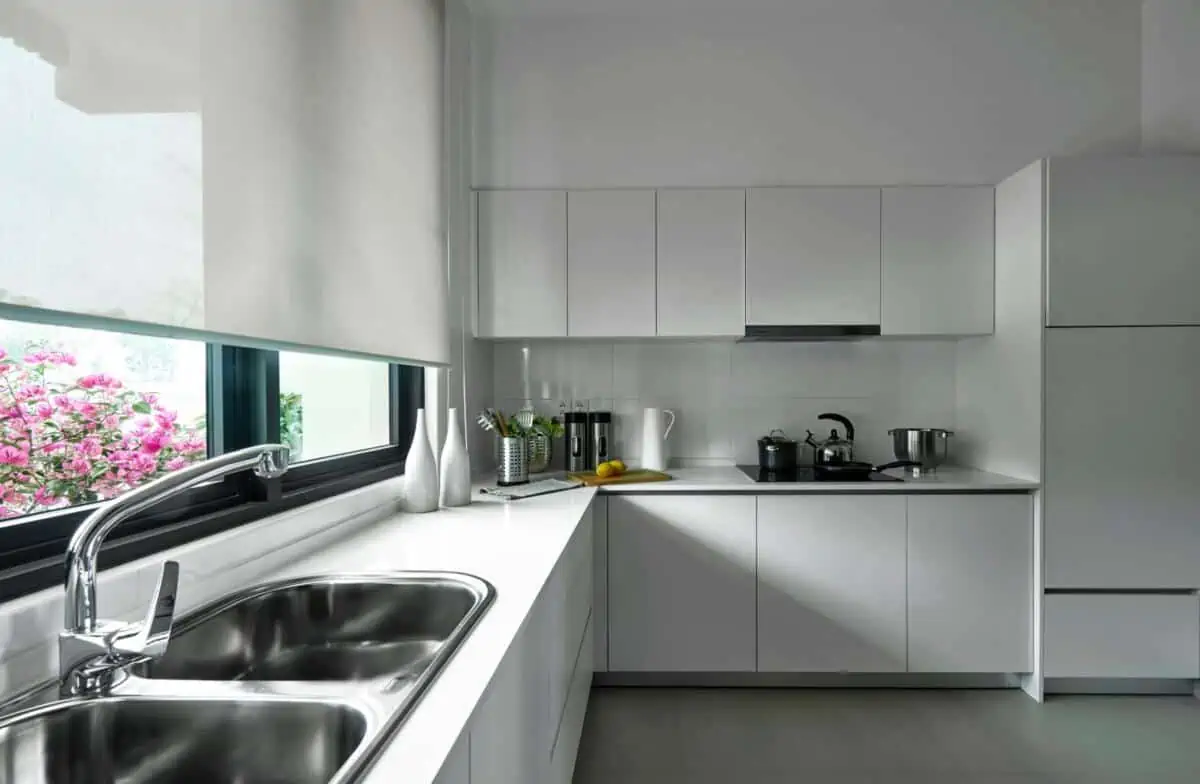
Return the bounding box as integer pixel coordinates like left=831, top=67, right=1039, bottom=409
left=888, top=428, right=953, bottom=475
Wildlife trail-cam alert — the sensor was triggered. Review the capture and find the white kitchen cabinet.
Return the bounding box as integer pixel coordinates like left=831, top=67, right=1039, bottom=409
left=656, top=189, right=745, bottom=336
left=469, top=624, right=547, bottom=784
left=1046, top=155, right=1200, bottom=327
left=907, top=495, right=1033, bottom=673
left=757, top=496, right=907, bottom=672
left=746, top=188, right=881, bottom=326
left=881, top=186, right=994, bottom=336
left=550, top=618, right=593, bottom=784
left=592, top=498, right=608, bottom=673
left=547, top=516, right=592, bottom=747
left=607, top=495, right=757, bottom=672
left=567, top=190, right=656, bottom=337
left=477, top=190, right=567, bottom=338
left=433, top=732, right=470, bottom=784
left=1044, top=327, right=1200, bottom=589
left=1044, top=595, right=1200, bottom=679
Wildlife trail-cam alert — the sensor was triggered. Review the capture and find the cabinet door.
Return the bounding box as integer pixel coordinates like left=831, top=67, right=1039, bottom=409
left=746, top=188, right=881, bottom=326
left=608, top=495, right=757, bottom=671
left=592, top=498, right=608, bottom=673
left=1047, top=156, right=1200, bottom=327
left=470, top=630, right=545, bottom=784
left=567, top=190, right=656, bottom=337
left=433, top=732, right=470, bottom=784
left=1044, top=327, right=1200, bottom=588
left=1045, top=595, right=1200, bottom=678
left=907, top=495, right=1033, bottom=673
left=656, top=189, right=745, bottom=336
left=881, top=186, right=994, bottom=336
left=757, top=496, right=907, bottom=672
left=477, top=190, right=567, bottom=337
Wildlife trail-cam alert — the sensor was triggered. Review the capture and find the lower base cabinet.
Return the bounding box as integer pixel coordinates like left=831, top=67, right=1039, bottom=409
left=757, top=496, right=908, bottom=672
left=1045, top=594, right=1200, bottom=679
left=907, top=495, right=1033, bottom=673
left=450, top=506, right=595, bottom=784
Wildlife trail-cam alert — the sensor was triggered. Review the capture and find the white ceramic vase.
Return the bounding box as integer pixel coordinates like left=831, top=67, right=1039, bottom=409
left=439, top=407, right=471, bottom=507
left=403, top=408, right=439, bottom=513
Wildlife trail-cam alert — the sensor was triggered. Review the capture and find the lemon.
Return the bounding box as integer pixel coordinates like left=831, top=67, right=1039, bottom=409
left=596, top=462, right=616, bottom=479
left=610, top=459, right=627, bottom=473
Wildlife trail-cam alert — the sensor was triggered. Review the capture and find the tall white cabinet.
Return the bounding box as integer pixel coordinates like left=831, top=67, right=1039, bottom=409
left=567, top=190, right=657, bottom=337
left=881, top=186, right=994, bottom=336
left=1046, top=156, right=1200, bottom=327
left=476, top=190, right=567, bottom=338
left=656, top=189, right=745, bottom=336
left=756, top=496, right=908, bottom=672
left=746, top=188, right=882, bottom=326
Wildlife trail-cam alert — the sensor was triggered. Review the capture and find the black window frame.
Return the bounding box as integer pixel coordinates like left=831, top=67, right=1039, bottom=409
left=0, top=342, right=423, bottom=601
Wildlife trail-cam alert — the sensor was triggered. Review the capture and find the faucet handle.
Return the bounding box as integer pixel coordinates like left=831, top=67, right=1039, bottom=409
left=110, top=560, right=179, bottom=659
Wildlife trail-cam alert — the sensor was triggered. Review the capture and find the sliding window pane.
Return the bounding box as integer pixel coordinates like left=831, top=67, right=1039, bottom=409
left=277, top=352, right=391, bottom=462
left=0, top=320, right=207, bottom=519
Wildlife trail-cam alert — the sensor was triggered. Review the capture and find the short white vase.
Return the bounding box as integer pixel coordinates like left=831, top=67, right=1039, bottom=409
left=440, top=407, right=471, bottom=507
left=403, top=408, right=439, bottom=513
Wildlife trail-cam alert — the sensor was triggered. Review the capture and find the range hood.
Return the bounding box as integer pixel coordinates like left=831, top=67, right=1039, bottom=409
left=740, top=325, right=881, bottom=342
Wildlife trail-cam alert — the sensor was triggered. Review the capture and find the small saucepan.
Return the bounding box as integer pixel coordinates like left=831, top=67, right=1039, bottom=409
left=813, top=459, right=919, bottom=481
left=757, top=429, right=798, bottom=472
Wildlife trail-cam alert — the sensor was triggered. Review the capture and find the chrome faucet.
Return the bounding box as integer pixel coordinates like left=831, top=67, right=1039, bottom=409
left=59, top=444, right=289, bottom=695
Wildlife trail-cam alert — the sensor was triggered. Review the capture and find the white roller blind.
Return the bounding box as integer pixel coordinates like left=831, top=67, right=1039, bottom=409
left=0, top=0, right=449, bottom=366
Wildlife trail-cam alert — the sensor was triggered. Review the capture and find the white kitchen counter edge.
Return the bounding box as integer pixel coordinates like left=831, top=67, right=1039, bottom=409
left=595, top=465, right=1039, bottom=492
left=256, top=482, right=598, bottom=784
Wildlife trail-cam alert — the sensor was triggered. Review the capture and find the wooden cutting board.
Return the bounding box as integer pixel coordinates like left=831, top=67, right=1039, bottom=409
left=566, top=469, right=672, bottom=487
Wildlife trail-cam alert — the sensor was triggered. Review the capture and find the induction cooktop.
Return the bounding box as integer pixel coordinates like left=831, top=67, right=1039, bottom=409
left=736, top=465, right=904, bottom=483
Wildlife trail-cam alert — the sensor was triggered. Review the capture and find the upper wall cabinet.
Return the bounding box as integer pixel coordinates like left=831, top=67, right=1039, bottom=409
left=1046, top=156, right=1200, bottom=327
left=881, top=187, right=995, bottom=336
left=656, top=189, right=746, bottom=337
left=746, top=188, right=881, bottom=326
left=568, top=191, right=657, bottom=337
left=477, top=190, right=568, bottom=338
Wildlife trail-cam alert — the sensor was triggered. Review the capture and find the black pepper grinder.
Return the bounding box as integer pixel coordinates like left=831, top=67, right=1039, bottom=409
left=588, top=411, right=612, bottom=469
left=564, top=410, right=590, bottom=472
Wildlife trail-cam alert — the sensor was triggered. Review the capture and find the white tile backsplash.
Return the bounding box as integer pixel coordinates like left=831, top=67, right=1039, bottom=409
left=493, top=339, right=958, bottom=466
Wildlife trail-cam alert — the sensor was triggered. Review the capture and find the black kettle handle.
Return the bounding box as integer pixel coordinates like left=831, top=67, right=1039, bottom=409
left=818, top=413, right=855, bottom=443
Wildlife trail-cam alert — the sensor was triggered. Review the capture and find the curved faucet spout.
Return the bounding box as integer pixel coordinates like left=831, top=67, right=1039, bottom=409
left=59, top=444, right=288, bottom=694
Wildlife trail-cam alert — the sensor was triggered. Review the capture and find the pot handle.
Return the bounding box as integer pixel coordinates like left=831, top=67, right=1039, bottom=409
left=875, top=460, right=920, bottom=472
left=818, top=413, right=855, bottom=443
left=663, top=410, right=676, bottom=440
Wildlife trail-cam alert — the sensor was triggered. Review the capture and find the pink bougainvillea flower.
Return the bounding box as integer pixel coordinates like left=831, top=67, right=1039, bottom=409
left=0, top=446, right=29, bottom=467
left=165, top=456, right=188, bottom=472
left=14, top=385, right=45, bottom=401
left=34, top=402, right=53, bottom=419
left=133, top=453, right=157, bottom=473
left=77, top=373, right=122, bottom=390
left=79, top=437, right=102, bottom=458
left=42, top=441, right=68, bottom=454
left=51, top=395, right=72, bottom=411
left=0, top=365, right=12, bottom=376
left=140, top=431, right=169, bottom=455
left=143, top=392, right=159, bottom=405
left=179, top=436, right=205, bottom=454
left=154, top=411, right=177, bottom=429
left=23, top=351, right=49, bottom=364
left=0, top=348, right=7, bottom=361
left=32, top=486, right=58, bottom=506
left=74, top=402, right=98, bottom=419
left=65, top=457, right=92, bottom=476
left=102, top=414, right=120, bottom=429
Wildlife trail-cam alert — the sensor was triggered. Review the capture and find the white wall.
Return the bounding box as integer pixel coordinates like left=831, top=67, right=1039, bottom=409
left=471, top=0, right=1142, bottom=188
left=954, top=161, right=1044, bottom=481
left=492, top=340, right=957, bottom=467
left=1142, top=0, right=1200, bottom=152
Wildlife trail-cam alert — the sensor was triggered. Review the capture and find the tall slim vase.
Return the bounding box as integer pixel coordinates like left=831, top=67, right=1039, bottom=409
left=403, top=408, right=439, bottom=513
left=440, top=407, right=471, bottom=507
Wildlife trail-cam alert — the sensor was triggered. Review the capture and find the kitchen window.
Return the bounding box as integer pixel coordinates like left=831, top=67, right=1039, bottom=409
left=0, top=321, right=423, bottom=601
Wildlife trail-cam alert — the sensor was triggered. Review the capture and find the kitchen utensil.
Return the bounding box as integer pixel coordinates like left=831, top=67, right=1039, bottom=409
left=476, top=411, right=498, bottom=432
left=588, top=411, right=612, bottom=469
left=564, top=410, right=590, bottom=472
left=496, top=435, right=529, bottom=486
left=813, top=459, right=918, bottom=481
left=640, top=408, right=676, bottom=472
left=515, top=346, right=536, bottom=431
left=566, top=469, right=671, bottom=487
left=888, top=427, right=954, bottom=476
left=527, top=431, right=552, bottom=473
left=757, top=429, right=799, bottom=472
left=805, top=413, right=856, bottom=465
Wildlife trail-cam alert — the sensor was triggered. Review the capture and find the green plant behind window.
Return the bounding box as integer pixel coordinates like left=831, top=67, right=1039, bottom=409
left=279, top=392, right=304, bottom=461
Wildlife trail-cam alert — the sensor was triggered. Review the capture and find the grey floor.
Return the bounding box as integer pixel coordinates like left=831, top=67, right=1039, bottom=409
left=572, top=687, right=1200, bottom=783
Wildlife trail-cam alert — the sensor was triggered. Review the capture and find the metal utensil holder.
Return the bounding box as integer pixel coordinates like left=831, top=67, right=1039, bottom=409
left=497, top=436, right=529, bottom=486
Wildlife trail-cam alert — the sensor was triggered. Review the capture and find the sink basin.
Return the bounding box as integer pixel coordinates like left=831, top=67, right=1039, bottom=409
left=0, top=696, right=367, bottom=784
left=137, top=574, right=490, bottom=684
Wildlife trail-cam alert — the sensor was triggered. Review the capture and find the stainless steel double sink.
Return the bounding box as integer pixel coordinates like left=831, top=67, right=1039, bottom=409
left=0, top=572, right=494, bottom=784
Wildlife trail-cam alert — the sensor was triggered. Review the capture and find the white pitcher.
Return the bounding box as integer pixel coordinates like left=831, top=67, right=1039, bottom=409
left=641, top=407, right=676, bottom=472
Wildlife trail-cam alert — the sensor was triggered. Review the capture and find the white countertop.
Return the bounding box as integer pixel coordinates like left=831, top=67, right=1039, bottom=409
left=595, top=465, right=1039, bottom=492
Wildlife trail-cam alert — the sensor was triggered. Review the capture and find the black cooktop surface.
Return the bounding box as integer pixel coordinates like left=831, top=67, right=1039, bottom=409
left=736, top=465, right=904, bottom=483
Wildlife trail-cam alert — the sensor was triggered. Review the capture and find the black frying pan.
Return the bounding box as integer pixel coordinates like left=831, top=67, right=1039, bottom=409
left=813, top=460, right=918, bottom=481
